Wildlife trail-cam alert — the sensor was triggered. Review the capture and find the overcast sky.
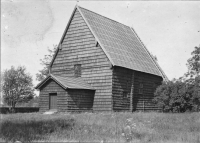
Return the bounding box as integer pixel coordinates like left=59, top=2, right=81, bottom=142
left=1, top=0, right=200, bottom=87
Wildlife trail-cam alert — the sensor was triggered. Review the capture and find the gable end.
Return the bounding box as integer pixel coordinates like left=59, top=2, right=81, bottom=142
left=49, top=6, right=114, bottom=72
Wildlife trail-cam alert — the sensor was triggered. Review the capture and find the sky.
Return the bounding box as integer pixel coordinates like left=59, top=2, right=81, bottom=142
left=1, top=0, right=200, bottom=88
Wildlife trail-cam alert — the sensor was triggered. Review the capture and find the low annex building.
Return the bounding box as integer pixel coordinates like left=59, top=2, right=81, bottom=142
left=35, top=5, right=168, bottom=112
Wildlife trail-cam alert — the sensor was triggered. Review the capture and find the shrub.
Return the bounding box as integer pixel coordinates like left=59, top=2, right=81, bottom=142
left=0, top=107, right=39, bottom=114
left=153, top=76, right=200, bottom=112
left=0, top=117, right=75, bottom=142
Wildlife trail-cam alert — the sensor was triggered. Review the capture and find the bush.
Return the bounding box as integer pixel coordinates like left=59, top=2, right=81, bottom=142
left=0, top=107, right=39, bottom=114
left=0, top=117, right=75, bottom=142
left=153, top=77, right=200, bottom=113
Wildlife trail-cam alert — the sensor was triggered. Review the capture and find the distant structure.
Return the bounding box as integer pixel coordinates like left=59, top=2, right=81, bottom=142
left=36, top=5, right=168, bottom=112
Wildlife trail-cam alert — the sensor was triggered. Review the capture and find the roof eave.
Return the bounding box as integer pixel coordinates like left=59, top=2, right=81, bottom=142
left=35, top=75, right=51, bottom=90
left=35, top=74, right=95, bottom=91
left=67, top=87, right=95, bottom=90
left=35, top=75, right=67, bottom=90
left=130, top=27, right=168, bottom=81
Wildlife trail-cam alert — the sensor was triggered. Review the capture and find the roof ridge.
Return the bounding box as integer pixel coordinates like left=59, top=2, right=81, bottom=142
left=78, top=6, right=130, bottom=28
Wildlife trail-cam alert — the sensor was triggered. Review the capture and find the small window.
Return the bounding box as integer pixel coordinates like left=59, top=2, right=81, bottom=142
left=126, top=80, right=130, bottom=89
left=139, top=83, right=143, bottom=88
left=139, top=89, right=143, bottom=94
left=123, top=91, right=128, bottom=98
left=95, top=40, right=99, bottom=47
left=139, top=82, right=143, bottom=94
left=74, top=64, right=81, bottom=77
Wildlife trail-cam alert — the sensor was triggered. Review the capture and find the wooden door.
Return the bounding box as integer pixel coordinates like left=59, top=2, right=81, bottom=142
left=49, top=93, right=57, bottom=109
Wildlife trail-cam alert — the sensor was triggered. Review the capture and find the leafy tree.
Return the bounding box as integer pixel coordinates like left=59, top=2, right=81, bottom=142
left=186, top=45, right=200, bottom=78
left=153, top=80, right=198, bottom=112
left=2, top=66, right=35, bottom=111
left=36, top=45, right=57, bottom=81
left=187, top=76, right=200, bottom=111
left=153, top=45, right=200, bottom=112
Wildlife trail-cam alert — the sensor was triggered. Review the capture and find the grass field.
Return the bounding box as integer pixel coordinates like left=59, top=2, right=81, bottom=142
left=0, top=112, right=200, bottom=143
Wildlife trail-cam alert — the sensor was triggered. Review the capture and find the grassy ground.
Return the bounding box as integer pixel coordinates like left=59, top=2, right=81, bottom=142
left=0, top=112, right=200, bottom=143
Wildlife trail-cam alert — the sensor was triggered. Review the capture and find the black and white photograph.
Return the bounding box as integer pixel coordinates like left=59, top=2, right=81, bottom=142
left=1, top=0, right=200, bottom=142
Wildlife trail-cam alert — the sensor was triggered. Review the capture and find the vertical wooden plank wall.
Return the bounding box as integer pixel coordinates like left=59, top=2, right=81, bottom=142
left=39, top=79, right=67, bottom=112
left=51, top=9, right=113, bottom=111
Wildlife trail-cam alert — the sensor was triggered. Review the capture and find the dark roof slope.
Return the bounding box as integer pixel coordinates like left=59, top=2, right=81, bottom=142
left=77, top=6, right=168, bottom=80
left=35, top=74, right=95, bottom=90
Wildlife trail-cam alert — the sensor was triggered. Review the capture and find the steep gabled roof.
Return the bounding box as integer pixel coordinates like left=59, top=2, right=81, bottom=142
left=35, top=74, right=95, bottom=90
left=49, top=5, right=168, bottom=81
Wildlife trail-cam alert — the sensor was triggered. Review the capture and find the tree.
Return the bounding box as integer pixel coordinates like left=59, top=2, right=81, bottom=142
left=2, top=66, right=35, bottom=111
left=187, top=76, right=200, bottom=111
left=153, top=80, right=198, bottom=112
left=153, top=45, right=200, bottom=112
left=186, top=45, right=200, bottom=78
left=36, top=45, right=57, bottom=81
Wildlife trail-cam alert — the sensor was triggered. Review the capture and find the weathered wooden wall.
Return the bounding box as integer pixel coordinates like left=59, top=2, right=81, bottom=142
left=112, top=66, right=162, bottom=112
left=133, top=71, right=162, bottom=111
left=67, top=89, right=95, bottom=112
left=51, top=9, right=112, bottom=111
left=39, top=79, right=67, bottom=112
left=39, top=79, right=95, bottom=112
left=112, top=66, right=134, bottom=111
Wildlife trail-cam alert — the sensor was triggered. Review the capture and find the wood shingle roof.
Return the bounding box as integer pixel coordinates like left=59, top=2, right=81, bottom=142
left=35, top=74, right=95, bottom=90
left=50, top=5, right=168, bottom=81
left=78, top=6, right=167, bottom=80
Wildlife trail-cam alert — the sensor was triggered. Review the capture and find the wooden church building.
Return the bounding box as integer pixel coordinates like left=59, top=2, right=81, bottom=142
left=36, top=5, right=168, bottom=112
